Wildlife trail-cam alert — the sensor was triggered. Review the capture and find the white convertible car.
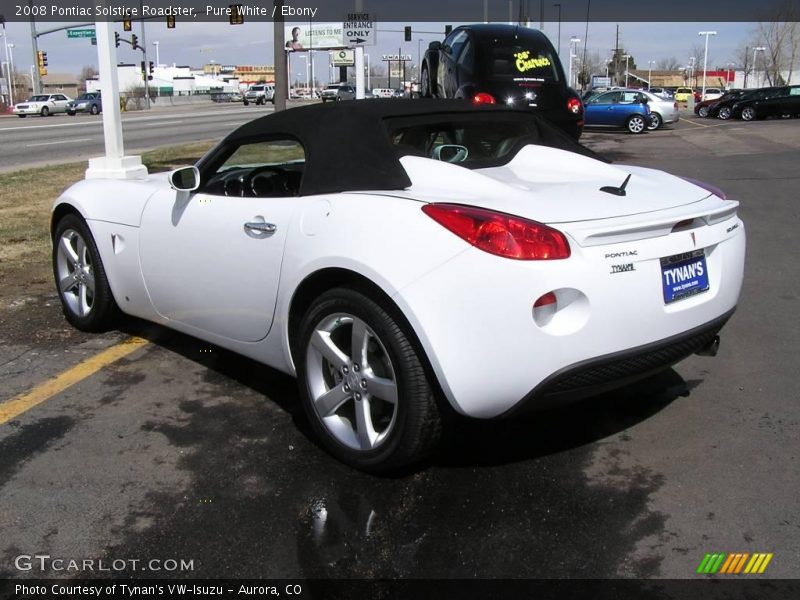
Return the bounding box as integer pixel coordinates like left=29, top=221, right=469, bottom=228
left=51, top=101, right=745, bottom=471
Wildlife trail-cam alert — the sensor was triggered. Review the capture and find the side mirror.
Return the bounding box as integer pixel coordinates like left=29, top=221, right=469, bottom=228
left=428, top=41, right=441, bottom=52
left=169, top=166, right=200, bottom=192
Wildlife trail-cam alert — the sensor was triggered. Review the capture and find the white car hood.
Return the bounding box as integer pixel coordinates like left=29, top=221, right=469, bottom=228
left=399, top=145, right=712, bottom=224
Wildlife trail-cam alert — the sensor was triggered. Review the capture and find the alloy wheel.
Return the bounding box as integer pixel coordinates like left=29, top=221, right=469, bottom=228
left=741, top=107, right=756, bottom=121
left=628, top=115, right=646, bottom=133
left=305, top=313, right=399, bottom=452
left=718, top=106, right=731, bottom=119
left=55, top=229, right=96, bottom=318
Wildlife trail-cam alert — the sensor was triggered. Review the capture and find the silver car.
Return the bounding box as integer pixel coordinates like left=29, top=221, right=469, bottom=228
left=624, top=89, right=680, bottom=130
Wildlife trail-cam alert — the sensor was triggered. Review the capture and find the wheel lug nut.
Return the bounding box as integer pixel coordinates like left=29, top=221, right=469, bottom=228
left=343, top=384, right=350, bottom=392
left=355, top=392, right=361, bottom=400
left=353, top=364, right=360, bottom=372
left=361, top=379, right=367, bottom=389
left=342, top=366, right=349, bottom=374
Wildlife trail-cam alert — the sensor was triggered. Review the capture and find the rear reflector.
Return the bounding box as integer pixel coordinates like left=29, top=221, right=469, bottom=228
left=422, top=203, right=571, bottom=260
left=472, top=92, right=496, bottom=105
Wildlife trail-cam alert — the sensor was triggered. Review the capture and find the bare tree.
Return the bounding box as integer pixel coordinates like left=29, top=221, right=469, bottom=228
left=755, top=0, right=799, bottom=85
left=656, top=57, right=681, bottom=71
left=77, top=65, right=98, bottom=93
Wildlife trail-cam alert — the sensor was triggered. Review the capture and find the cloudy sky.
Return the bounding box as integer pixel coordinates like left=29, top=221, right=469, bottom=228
left=1, top=20, right=755, bottom=80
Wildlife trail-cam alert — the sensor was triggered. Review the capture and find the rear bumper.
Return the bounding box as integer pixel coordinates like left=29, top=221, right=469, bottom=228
left=501, top=307, right=734, bottom=417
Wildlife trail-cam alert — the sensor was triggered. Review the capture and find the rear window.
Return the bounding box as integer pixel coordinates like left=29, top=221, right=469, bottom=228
left=480, top=42, right=559, bottom=82
left=385, top=114, right=546, bottom=168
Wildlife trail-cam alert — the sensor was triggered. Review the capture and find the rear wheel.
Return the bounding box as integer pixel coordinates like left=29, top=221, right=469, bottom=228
left=52, top=214, right=118, bottom=332
left=741, top=106, right=757, bottom=121
left=647, top=112, right=663, bottom=130
left=420, top=64, right=431, bottom=98
left=718, top=106, right=732, bottom=120
left=627, top=114, right=646, bottom=133
left=296, top=288, right=441, bottom=472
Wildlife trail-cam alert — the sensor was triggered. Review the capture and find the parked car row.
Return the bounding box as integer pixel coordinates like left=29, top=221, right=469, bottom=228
left=694, top=85, right=800, bottom=120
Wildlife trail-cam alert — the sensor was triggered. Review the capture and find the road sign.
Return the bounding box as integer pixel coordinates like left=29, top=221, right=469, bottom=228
left=382, top=54, right=412, bottom=61
left=67, top=28, right=96, bottom=39
left=332, top=49, right=355, bottom=67
left=343, top=12, right=375, bottom=46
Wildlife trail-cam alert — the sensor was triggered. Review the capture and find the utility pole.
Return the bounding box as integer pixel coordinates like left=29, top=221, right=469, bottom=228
left=273, top=0, right=287, bottom=110
left=613, top=23, right=620, bottom=87
left=29, top=0, right=41, bottom=94
left=139, top=1, right=150, bottom=109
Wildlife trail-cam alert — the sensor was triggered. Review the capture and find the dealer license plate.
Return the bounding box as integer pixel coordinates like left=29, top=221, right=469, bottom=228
left=660, top=250, right=710, bottom=304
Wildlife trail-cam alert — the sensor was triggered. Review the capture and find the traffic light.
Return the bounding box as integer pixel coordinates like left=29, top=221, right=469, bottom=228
left=131, top=34, right=139, bottom=50
left=445, top=25, right=452, bottom=35
left=148, top=61, right=154, bottom=80
left=404, top=26, right=412, bottom=42
left=114, top=32, right=120, bottom=47
left=123, top=19, right=131, bottom=32
left=36, top=50, right=47, bottom=67
left=166, top=15, right=176, bottom=29
left=229, top=4, right=244, bottom=25
left=140, top=61, right=146, bottom=75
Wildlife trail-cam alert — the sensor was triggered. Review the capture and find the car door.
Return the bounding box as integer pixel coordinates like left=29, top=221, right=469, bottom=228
left=454, top=35, right=476, bottom=97
left=756, top=87, right=788, bottom=117
left=139, top=138, right=305, bottom=343
left=616, top=91, right=647, bottom=125
left=585, top=91, right=620, bottom=125
left=438, top=29, right=466, bottom=97
left=52, top=94, right=70, bottom=113
left=785, top=86, right=800, bottom=115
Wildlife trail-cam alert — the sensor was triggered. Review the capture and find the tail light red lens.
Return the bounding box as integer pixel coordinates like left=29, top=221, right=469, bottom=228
left=534, top=292, right=558, bottom=308
left=567, top=97, right=582, bottom=115
left=422, top=203, right=571, bottom=260
left=472, top=92, right=496, bottom=105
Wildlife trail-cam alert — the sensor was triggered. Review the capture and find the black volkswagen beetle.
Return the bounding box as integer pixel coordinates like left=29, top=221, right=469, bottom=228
left=419, top=24, right=583, bottom=139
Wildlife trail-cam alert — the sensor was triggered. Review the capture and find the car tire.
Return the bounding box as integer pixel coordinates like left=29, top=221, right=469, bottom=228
left=40, top=106, right=50, bottom=117
left=718, top=106, right=731, bottom=120
left=67, top=111, right=76, bottom=116
left=420, top=65, right=431, bottom=98
left=627, top=114, right=646, bottom=133
left=296, top=287, right=442, bottom=472
left=243, top=98, right=249, bottom=106
left=647, top=112, right=662, bottom=130
left=698, top=106, right=710, bottom=118
left=52, top=214, right=119, bottom=332
left=90, top=104, right=99, bottom=115
left=18, top=114, right=26, bottom=118
left=741, top=106, right=757, bottom=121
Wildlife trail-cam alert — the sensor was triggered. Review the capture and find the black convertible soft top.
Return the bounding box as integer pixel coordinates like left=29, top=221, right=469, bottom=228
left=216, top=99, right=602, bottom=197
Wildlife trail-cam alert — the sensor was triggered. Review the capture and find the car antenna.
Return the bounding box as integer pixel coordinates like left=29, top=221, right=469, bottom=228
left=600, top=173, right=632, bottom=196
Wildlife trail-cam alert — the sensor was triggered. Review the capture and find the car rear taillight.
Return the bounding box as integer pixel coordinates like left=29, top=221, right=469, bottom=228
left=472, top=92, right=496, bottom=105
left=422, top=203, right=571, bottom=260
left=567, top=97, right=582, bottom=115
left=534, top=292, right=558, bottom=308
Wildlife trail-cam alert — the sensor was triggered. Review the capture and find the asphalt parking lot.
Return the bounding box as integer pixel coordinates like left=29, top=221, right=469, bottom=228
left=0, top=115, right=798, bottom=582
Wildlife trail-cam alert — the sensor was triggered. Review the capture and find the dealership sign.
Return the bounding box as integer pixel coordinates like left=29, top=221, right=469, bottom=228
left=332, top=49, right=355, bottom=67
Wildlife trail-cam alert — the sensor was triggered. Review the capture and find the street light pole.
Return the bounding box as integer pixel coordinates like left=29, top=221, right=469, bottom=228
left=152, top=41, right=159, bottom=98
left=1, top=21, right=13, bottom=106
left=752, top=46, right=765, bottom=88
left=698, top=31, right=717, bottom=101
left=7, top=43, right=14, bottom=103
left=569, top=36, right=580, bottom=88
left=648, top=60, right=655, bottom=89
left=553, top=3, right=561, bottom=58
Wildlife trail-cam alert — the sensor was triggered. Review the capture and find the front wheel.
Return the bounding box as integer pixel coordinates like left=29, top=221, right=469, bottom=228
left=698, top=106, right=709, bottom=118
left=647, top=112, right=662, bottom=130
left=296, top=288, right=442, bottom=472
left=52, top=214, right=118, bottom=332
left=40, top=106, right=50, bottom=117
left=90, top=104, right=99, bottom=115
left=718, top=106, right=732, bottom=120
left=741, top=106, right=757, bottom=121
left=627, top=114, right=647, bottom=133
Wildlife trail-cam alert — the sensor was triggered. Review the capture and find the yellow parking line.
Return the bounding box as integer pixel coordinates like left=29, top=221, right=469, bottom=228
left=0, top=337, right=149, bottom=425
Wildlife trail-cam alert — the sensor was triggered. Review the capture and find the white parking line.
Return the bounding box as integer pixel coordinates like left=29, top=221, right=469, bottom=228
left=26, top=137, right=94, bottom=147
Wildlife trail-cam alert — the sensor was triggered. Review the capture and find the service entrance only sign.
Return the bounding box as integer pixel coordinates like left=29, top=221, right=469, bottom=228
left=344, top=12, right=375, bottom=46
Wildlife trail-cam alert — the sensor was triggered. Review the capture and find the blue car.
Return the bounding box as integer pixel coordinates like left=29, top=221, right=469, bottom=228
left=584, top=90, right=650, bottom=133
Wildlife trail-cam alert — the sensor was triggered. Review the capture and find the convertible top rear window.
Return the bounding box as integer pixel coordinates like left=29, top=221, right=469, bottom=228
left=385, top=113, right=561, bottom=169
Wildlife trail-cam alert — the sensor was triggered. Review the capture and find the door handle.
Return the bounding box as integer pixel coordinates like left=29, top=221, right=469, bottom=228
left=244, top=221, right=277, bottom=235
